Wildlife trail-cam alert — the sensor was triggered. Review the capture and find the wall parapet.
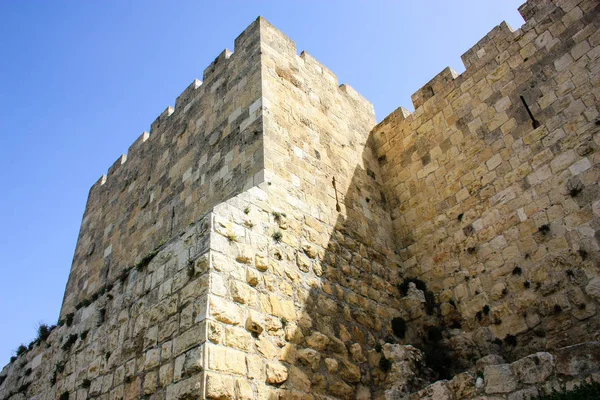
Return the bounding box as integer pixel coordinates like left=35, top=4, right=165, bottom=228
left=61, top=16, right=270, bottom=317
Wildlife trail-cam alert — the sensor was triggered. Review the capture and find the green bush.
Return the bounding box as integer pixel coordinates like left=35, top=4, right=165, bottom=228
left=533, top=381, right=600, bottom=399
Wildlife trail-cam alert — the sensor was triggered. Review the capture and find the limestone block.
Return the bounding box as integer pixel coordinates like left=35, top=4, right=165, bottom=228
left=266, top=362, right=288, bottom=384
left=255, top=254, right=269, bottom=271
left=211, top=272, right=228, bottom=297
left=555, top=342, right=600, bottom=376
left=195, top=253, right=209, bottom=275
left=491, top=282, right=506, bottom=301
left=420, top=381, right=453, bottom=400
left=350, top=343, right=367, bottom=363
left=297, top=348, right=321, bottom=371
left=256, top=335, right=279, bottom=359
left=211, top=252, right=244, bottom=281
left=225, top=326, right=252, bottom=351
left=207, top=320, right=223, bottom=343
left=489, top=314, right=528, bottom=339
left=208, top=345, right=247, bottom=375
left=247, top=354, right=265, bottom=381
left=173, top=324, right=206, bottom=356
left=356, top=385, right=371, bottom=400
left=234, top=243, right=254, bottom=264
left=246, top=268, right=259, bottom=286
left=143, top=348, right=160, bottom=370
left=508, top=387, right=539, bottom=400
left=330, top=380, right=354, bottom=398
left=510, top=352, right=554, bottom=384
left=448, top=372, right=476, bottom=399
left=339, top=360, right=361, bottom=383
left=183, top=346, right=204, bottom=376
left=165, top=375, right=203, bottom=400
left=296, top=252, right=312, bottom=272
left=585, top=277, right=600, bottom=302
left=484, top=364, right=517, bottom=394
left=325, top=358, right=339, bottom=373
left=284, top=322, right=304, bottom=344
left=235, top=378, right=254, bottom=400
left=246, top=311, right=264, bottom=334
left=302, top=243, right=318, bottom=259
left=174, top=354, right=186, bottom=382
left=281, top=343, right=297, bottom=364
left=261, top=294, right=296, bottom=320
left=230, top=280, right=255, bottom=305
left=305, top=332, right=330, bottom=351
left=124, top=376, right=141, bottom=400
left=209, top=296, right=242, bottom=325
left=287, top=365, right=311, bottom=392
left=400, top=296, right=424, bottom=320
left=205, top=372, right=234, bottom=399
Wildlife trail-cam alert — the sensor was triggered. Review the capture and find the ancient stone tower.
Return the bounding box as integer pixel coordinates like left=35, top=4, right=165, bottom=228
left=2, top=1, right=600, bottom=399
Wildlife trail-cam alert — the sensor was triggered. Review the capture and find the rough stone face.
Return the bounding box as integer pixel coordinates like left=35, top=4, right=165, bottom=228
left=586, top=278, right=600, bottom=302
left=305, top=332, right=330, bottom=351
left=339, top=360, right=361, bottom=383
left=266, top=362, right=289, bottom=384
left=555, top=342, right=600, bottom=376
left=511, top=352, right=554, bottom=384
left=205, top=372, right=234, bottom=399
left=484, top=364, right=518, bottom=394
left=476, top=355, right=506, bottom=373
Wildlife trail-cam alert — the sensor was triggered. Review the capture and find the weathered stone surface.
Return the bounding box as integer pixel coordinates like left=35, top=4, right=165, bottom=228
left=585, top=278, right=600, bottom=302
left=339, top=360, right=361, bottom=383
left=245, top=312, right=264, bottom=334
left=165, top=375, right=203, bottom=400
left=266, top=362, right=288, bottom=384
left=476, top=355, right=506, bottom=373
left=330, top=380, right=354, bottom=398
left=484, top=364, right=517, bottom=394
left=507, top=387, right=539, bottom=400
left=205, top=372, right=234, bottom=399
left=447, top=372, right=476, bottom=399
left=555, top=342, right=600, bottom=376
left=511, top=352, right=554, bottom=384
left=235, top=378, right=254, bottom=400
left=209, top=296, right=242, bottom=325
left=305, top=332, right=330, bottom=351
left=297, top=348, right=321, bottom=371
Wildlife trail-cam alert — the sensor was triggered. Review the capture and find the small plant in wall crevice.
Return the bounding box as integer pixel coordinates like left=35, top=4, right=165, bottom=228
left=225, top=232, right=238, bottom=243
left=538, top=224, right=551, bottom=236
left=566, top=180, right=583, bottom=197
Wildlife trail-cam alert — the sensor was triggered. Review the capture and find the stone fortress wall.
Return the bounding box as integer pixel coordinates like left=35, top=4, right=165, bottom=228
left=372, top=0, right=600, bottom=360
left=1, top=1, right=600, bottom=399
left=61, top=20, right=266, bottom=318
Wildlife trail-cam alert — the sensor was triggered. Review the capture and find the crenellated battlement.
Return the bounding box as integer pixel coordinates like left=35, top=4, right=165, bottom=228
left=175, top=79, right=202, bottom=110
left=460, top=22, right=515, bottom=70
left=60, top=16, right=272, bottom=317
left=372, top=0, right=600, bottom=380
left=411, top=66, right=459, bottom=109
left=61, top=14, right=376, bottom=318
left=202, top=49, right=232, bottom=83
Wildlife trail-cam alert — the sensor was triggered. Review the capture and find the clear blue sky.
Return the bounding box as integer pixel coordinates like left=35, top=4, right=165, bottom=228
left=0, top=1, right=524, bottom=362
